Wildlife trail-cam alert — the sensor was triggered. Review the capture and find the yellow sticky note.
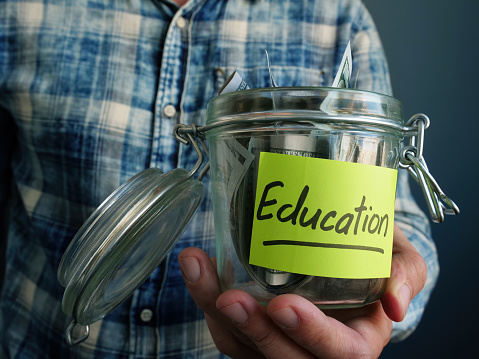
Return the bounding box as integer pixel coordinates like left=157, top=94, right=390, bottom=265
left=249, top=152, right=398, bottom=279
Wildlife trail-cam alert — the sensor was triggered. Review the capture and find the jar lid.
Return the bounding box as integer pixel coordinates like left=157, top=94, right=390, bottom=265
left=57, top=167, right=204, bottom=326
left=206, top=87, right=404, bottom=130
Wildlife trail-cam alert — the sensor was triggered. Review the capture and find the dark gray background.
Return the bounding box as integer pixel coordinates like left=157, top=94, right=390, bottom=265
left=363, top=0, right=478, bottom=357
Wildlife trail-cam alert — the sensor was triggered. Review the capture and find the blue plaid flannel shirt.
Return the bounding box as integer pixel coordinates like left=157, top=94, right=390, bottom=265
left=0, top=0, right=438, bottom=357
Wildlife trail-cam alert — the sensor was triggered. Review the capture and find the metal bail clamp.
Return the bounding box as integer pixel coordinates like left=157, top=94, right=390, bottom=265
left=65, top=321, right=90, bottom=346
left=399, top=113, right=460, bottom=223
left=174, top=123, right=210, bottom=181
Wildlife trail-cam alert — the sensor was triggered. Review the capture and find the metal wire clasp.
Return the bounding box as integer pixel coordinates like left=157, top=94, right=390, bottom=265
left=65, top=321, right=90, bottom=346
left=174, top=123, right=210, bottom=181
left=399, top=114, right=459, bottom=223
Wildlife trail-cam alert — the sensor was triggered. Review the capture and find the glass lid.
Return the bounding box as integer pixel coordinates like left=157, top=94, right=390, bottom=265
left=58, top=167, right=204, bottom=326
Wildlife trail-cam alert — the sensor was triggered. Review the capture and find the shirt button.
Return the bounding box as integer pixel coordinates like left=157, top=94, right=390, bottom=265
left=176, top=17, right=187, bottom=29
left=163, top=104, right=177, bottom=118
left=140, top=309, right=153, bottom=323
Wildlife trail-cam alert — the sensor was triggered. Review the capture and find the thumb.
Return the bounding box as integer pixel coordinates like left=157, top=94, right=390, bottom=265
left=381, top=224, right=427, bottom=322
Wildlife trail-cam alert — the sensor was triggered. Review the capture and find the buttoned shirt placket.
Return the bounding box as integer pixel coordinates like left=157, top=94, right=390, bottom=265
left=128, top=1, right=202, bottom=357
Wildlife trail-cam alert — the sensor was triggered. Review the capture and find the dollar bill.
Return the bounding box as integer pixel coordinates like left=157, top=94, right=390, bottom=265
left=217, top=44, right=356, bottom=293
left=219, top=138, right=255, bottom=201
left=320, top=41, right=352, bottom=115
left=331, top=41, right=352, bottom=88
left=219, top=71, right=250, bottom=95
left=243, top=136, right=315, bottom=294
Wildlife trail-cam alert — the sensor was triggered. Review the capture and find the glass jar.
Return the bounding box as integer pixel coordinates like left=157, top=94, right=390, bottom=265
left=205, top=87, right=404, bottom=308
left=58, top=87, right=458, bottom=345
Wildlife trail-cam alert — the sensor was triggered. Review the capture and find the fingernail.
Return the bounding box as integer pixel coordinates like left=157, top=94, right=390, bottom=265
left=270, top=307, right=299, bottom=329
left=219, top=302, right=249, bottom=325
left=399, top=284, right=411, bottom=314
left=179, top=257, right=200, bottom=283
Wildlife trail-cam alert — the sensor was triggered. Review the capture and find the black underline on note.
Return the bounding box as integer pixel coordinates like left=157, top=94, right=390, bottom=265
left=262, top=240, right=384, bottom=254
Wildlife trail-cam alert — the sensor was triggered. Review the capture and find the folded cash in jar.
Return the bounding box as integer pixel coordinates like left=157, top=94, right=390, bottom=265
left=216, top=45, right=354, bottom=294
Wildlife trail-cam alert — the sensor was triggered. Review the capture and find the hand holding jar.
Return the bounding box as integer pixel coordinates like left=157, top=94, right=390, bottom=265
left=178, top=223, right=427, bottom=359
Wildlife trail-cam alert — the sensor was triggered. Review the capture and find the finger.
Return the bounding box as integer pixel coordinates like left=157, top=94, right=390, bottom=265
left=267, top=295, right=392, bottom=359
left=381, top=224, right=428, bottom=322
left=177, top=248, right=258, bottom=355
left=217, top=290, right=315, bottom=359
left=178, top=247, right=223, bottom=315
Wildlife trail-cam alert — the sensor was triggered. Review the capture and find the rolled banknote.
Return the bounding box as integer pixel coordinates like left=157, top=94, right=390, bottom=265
left=219, top=71, right=250, bottom=95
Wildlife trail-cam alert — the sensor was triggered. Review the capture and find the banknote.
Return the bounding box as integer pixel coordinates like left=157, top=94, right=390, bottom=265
left=332, top=41, right=352, bottom=88
left=216, top=45, right=357, bottom=293
left=320, top=41, right=352, bottom=115
left=244, top=136, right=315, bottom=293
left=219, top=71, right=250, bottom=95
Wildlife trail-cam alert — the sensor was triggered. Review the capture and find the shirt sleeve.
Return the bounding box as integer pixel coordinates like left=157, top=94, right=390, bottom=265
left=348, top=1, right=439, bottom=342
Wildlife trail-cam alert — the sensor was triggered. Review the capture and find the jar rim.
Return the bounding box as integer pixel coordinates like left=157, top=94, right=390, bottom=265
left=206, top=87, right=403, bottom=130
